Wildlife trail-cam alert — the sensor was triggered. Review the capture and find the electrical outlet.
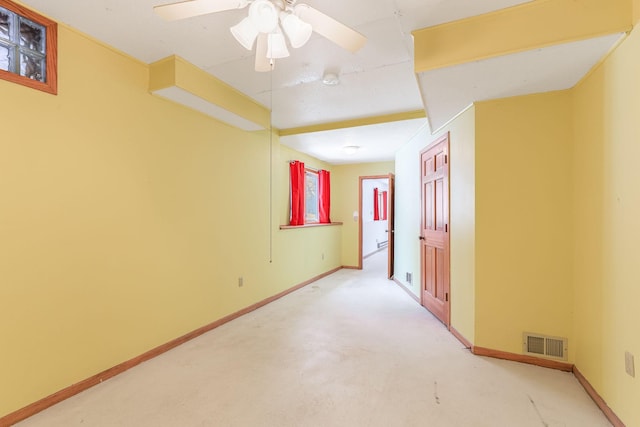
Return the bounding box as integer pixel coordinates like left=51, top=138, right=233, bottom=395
left=238, top=277, right=243, bottom=288
left=625, top=351, right=635, bottom=377
left=406, top=272, right=412, bottom=284
left=322, top=253, right=325, bottom=260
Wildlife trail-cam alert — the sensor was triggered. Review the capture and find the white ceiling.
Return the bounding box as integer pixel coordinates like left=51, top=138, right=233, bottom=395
left=19, top=0, right=623, bottom=164
left=282, top=118, right=427, bottom=165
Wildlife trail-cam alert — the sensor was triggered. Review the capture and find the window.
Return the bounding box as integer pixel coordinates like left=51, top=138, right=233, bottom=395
left=379, top=190, right=388, bottom=220
left=288, top=161, right=331, bottom=226
left=373, top=187, right=388, bottom=221
left=0, top=0, right=57, bottom=94
left=305, top=169, right=319, bottom=223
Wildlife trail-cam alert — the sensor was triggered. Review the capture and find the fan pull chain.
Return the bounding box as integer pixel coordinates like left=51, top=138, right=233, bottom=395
left=268, top=59, right=274, bottom=263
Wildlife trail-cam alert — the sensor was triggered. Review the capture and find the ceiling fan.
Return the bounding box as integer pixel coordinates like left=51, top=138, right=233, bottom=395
left=154, top=0, right=367, bottom=72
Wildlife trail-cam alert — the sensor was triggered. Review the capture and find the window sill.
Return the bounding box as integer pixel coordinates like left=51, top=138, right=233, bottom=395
left=280, top=222, right=343, bottom=230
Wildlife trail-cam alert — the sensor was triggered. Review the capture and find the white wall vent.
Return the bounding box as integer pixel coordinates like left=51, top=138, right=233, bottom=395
left=522, top=332, right=568, bottom=361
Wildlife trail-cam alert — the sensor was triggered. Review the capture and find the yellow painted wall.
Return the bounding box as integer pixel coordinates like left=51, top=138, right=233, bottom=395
left=332, top=162, right=395, bottom=268
left=275, top=145, right=341, bottom=282
left=447, top=107, right=476, bottom=343
left=572, top=25, right=640, bottom=426
left=474, top=92, right=574, bottom=358
left=0, top=25, right=341, bottom=417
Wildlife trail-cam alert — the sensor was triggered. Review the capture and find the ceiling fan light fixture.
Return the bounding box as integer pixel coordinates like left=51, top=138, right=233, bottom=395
left=267, top=29, right=290, bottom=59
left=254, top=34, right=273, bottom=72
left=230, top=17, right=259, bottom=50
left=281, top=12, right=312, bottom=48
left=248, top=0, right=279, bottom=33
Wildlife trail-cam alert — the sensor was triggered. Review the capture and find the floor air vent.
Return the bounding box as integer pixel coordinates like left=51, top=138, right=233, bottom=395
left=523, top=333, right=568, bottom=361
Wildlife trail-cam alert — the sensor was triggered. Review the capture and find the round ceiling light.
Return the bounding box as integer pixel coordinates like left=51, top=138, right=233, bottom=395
left=343, top=145, right=360, bottom=155
left=322, top=72, right=340, bottom=86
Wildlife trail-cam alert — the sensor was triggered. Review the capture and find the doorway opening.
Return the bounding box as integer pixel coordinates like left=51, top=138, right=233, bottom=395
left=359, top=174, right=395, bottom=279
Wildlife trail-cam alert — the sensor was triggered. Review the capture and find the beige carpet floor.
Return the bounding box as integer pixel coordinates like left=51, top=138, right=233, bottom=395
left=17, top=250, right=611, bottom=426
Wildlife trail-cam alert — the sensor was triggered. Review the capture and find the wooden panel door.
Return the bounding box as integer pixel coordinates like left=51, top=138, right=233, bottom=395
left=420, top=134, right=450, bottom=326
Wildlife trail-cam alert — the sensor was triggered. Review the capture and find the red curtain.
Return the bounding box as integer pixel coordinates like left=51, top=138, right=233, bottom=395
left=373, top=187, right=379, bottom=221
left=319, top=169, right=331, bottom=224
left=289, top=161, right=305, bottom=225
left=382, top=191, right=388, bottom=220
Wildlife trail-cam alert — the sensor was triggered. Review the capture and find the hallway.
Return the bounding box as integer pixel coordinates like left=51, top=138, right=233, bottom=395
left=17, top=251, right=610, bottom=426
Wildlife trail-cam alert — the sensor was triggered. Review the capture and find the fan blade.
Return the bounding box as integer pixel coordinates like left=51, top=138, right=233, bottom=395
left=154, top=0, right=248, bottom=21
left=255, top=34, right=273, bottom=72
left=294, top=4, right=366, bottom=53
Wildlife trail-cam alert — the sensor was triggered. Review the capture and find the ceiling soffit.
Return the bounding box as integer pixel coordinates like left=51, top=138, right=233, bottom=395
left=412, top=0, right=633, bottom=131
left=413, top=0, right=632, bottom=73
left=149, top=55, right=270, bottom=131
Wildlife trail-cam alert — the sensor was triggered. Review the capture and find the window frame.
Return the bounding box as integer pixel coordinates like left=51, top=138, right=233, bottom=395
left=0, top=0, right=57, bottom=94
